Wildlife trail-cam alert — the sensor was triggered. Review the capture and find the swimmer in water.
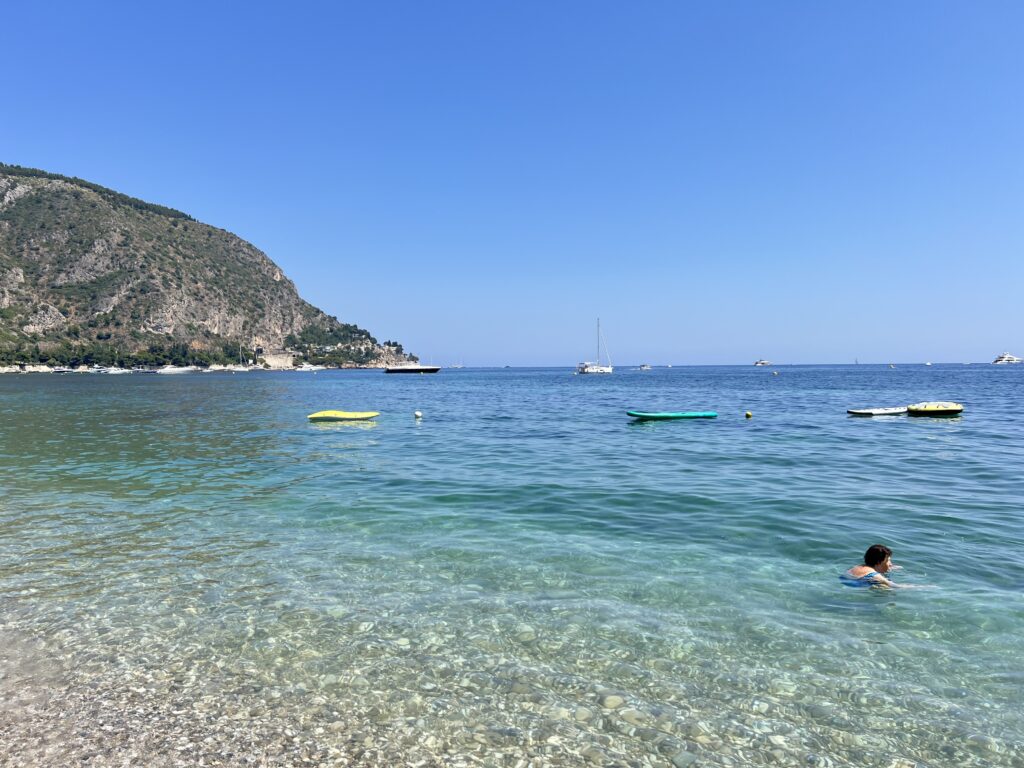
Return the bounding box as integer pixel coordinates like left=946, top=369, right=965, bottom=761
left=840, top=543, right=908, bottom=588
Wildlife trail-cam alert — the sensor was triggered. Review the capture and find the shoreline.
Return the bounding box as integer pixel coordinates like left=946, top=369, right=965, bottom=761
left=0, top=363, right=389, bottom=374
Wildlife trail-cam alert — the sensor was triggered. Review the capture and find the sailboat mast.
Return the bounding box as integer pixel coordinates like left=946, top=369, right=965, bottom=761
left=597, top=318, right=601, bottom=363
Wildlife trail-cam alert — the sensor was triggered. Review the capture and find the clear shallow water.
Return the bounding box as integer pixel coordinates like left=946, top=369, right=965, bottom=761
left=1, top=365, right=1022, bottom=766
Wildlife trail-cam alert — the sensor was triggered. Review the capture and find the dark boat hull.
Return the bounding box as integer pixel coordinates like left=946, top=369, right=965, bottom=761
left=385, top=366, right=441, bottom=374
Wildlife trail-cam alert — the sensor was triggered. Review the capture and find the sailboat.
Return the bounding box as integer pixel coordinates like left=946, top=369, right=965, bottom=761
left=576, top=319, right=613, bottom=374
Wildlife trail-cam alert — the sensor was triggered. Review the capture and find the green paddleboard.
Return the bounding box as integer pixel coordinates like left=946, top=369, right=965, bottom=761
left=627, top=410, right=718, bottom=420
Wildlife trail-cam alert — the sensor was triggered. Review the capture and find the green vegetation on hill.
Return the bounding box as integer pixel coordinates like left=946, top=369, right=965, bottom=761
left=0, top=163, right=194, bottom=220
left=0, top=340, right=253, bottom=368
left=284, top=322, right=413, bottom=366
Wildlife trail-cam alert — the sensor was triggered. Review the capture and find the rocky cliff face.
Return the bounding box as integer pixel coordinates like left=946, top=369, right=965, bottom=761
left=0, top=164, right=412, bottom=366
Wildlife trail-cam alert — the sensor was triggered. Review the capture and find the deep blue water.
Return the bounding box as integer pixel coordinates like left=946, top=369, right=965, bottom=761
left=1, top=365, right=1021, bottom=766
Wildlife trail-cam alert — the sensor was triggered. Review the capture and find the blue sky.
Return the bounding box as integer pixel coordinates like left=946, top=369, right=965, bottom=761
left=3, top=2, right=1022, bottom=365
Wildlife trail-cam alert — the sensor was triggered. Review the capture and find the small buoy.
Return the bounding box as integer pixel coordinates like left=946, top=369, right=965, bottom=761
left=414, top=410, right=423, bottom=419
left=745, top=411, right=753, bottom=419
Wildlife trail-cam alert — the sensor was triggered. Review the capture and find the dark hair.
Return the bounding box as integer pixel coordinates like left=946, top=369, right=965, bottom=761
left=864, top=544, right=892, bottom=568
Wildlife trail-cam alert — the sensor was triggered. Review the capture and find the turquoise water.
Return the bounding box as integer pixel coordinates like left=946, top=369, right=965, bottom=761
left=1, top=365, right=1022, bottom=766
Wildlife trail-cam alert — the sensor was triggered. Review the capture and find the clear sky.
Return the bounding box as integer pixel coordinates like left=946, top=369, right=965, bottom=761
left=3, top=1, right=1022, bottom=365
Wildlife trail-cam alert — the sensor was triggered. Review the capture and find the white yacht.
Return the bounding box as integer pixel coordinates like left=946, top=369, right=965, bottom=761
left=576, top=318, right=613, bottom=374
left=156, top=365, right=200, bottom=374
left=754, top=359, right=771, bottom=366
left=993, top=352, right=1023, bottom=364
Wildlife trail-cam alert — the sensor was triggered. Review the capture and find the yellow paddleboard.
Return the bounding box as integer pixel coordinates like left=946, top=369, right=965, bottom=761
left=307, top=410, right=380, bottom=422
left=907, top=401, right=963, bottom=416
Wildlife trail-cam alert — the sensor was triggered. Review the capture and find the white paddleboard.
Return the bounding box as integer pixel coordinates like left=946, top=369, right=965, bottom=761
left=847, top=407, right=908, bottom=416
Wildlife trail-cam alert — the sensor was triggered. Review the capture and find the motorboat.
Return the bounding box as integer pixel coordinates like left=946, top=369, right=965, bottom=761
left=156, top=365, right=200, bottom=374
left=993, top=352, right=1023, bottom=364
left=754, top=359, right=771, bottom=366
left=639, top=364, right=652, bottom=371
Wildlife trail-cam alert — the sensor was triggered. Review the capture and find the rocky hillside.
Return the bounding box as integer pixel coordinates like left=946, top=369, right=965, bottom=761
left=0, top=164, right=413, bottom=367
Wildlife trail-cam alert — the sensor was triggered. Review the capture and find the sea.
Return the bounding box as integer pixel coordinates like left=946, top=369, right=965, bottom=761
left=0, top=364, right=1021, bottom=767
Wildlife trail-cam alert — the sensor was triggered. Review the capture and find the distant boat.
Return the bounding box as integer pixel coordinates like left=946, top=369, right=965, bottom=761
left=925, top=362, right=932, bottom=366
left=576, top=318, right=613, bottom=374
left=385, top=364, right=440, bottom=374
left=156, top=365, right=200, bottom=374
left=638, top=364, right=652, bottom=371
left=889, top=364, right=896, bottom=369
left=754, top=359, right=771, bottom=366
left=993, top=352, right=1023, bottom=364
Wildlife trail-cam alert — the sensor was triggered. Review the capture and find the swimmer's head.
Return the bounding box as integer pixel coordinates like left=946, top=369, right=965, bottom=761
left=864, top=543, right=893, bottom=571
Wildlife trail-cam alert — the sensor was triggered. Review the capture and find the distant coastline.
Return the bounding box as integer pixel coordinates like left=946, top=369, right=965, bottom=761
left=0, top=361, right=395, bottom=374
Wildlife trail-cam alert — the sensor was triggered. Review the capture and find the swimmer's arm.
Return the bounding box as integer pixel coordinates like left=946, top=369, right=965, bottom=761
left=871, top=574, right=933, bottom=589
